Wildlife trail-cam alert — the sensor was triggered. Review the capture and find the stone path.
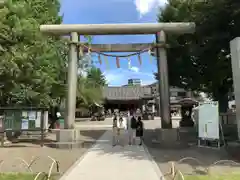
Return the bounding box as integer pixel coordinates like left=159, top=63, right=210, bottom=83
left=59, top=130, right=165, bottom=180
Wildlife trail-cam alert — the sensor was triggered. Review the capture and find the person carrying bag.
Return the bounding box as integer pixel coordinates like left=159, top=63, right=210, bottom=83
left=112, top=114, right=118, bottom=146
left=128, top=113, right=137, bottom=145
left=117, top=113, right=127, bottom=146
left=136, top=116, right=144, bottom=146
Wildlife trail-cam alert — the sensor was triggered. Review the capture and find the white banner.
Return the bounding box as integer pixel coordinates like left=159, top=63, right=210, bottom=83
left=198, top=101, right=219, bottom=140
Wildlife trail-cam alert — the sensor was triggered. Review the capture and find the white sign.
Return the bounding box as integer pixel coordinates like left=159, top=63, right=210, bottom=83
left=43, top=111, right=48, bottom=130
left=35, top=111, right=41, bottom=128
left=28, top=111, right=36, bottom=121
left=21, top=119, right=29, bottom=130
left=198, top=101, right=219, bottom=140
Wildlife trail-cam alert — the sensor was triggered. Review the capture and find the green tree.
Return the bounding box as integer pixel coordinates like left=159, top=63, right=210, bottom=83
left=0, top=0, right=68, bottom=106
left=76, top=67, right=106, bottom=108
left=86, top=67, right=107, bottom=87
left=155, top=0, right=240, bottom=112
left=0, top=0, right=105, bottom=111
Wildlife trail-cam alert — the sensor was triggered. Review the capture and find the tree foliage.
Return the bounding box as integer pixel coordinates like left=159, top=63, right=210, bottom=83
left=0, top=0, right=106, bottom=109
left=86, top=67, right=106, bottom=87
left=76, top=67, right=106, bottom=108
left=155, top=0, right=240, bottom=111
left=0, top=0, right=68, bottom=106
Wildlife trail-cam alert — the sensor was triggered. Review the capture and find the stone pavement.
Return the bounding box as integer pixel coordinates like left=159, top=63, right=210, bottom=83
left=59, top=130, right=165, bottom=180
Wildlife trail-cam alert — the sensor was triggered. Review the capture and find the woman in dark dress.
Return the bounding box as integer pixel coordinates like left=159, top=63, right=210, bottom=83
left=136, top=116, right=143, bottom=145
left=48, top=106, right=59, bottom=132
left=112, top=114, right=118, bottom=146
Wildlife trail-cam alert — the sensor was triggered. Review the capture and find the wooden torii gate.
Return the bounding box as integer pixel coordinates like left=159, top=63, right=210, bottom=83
left=40, top=23, right=195, bottom=136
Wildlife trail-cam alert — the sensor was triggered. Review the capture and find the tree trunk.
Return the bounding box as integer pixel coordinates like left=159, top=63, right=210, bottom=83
left=213, top=86, right=229, bottom=113
left=218, top=93, right=228, bottom=113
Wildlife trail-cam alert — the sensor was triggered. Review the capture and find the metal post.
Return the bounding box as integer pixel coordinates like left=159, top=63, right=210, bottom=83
left=65, top=32, right=78, bottom=129
left=156, top=31, right=172, bottom=129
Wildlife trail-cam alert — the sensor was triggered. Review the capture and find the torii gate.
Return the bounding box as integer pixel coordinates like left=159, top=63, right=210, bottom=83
left=40, top=23, right=195, bottom=141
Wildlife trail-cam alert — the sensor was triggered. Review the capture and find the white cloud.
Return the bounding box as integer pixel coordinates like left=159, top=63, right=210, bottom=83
left=78, top=69, right=87, bottom=77
left=134, top=0, right=167, bottom=17
left=129, top=66, right=139, bottom=72
left=142, top=80, right=156, bottom=85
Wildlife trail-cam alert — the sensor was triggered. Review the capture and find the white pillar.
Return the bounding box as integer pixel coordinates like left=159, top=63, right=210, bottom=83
left=230, top=37, right=240, bottom=140
left=43, top=111, right=49, bottom=131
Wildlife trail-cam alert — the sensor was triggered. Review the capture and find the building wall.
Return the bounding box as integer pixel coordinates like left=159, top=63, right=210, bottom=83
left=148, top=83, right=192, bottom=100
left=147, top=83, right=194, bottom=115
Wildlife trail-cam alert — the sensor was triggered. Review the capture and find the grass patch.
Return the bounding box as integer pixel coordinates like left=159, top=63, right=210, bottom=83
left=184, top=174, right=240, bottom=180
left=0, top=173, right=57, bottom=180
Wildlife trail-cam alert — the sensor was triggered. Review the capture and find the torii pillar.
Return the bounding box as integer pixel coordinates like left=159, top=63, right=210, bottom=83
left=230, top=37, right=240, bottom=140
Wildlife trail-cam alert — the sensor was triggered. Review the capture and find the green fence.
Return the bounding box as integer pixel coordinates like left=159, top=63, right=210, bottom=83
left=0, top=107, right=48, bottom=147
left=3, top=108, right=46, bottom=131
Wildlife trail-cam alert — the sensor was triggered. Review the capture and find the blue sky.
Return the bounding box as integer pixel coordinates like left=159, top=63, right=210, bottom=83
left=60, top=0, right=167, bottom=86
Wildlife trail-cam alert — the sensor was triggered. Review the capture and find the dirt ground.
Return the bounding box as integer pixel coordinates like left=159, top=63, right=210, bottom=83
left=142, top=120, right=240, bottom=179
left=3, top=118, right=239, bottom=179
left=0, top=122, right=106, bottom=176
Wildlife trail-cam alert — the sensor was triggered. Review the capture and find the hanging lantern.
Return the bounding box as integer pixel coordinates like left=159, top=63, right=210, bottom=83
left=98, top=54, right=102, bottom=65
left=148, top=49, right=152, bottom=63
left=79, top=45, right=83, bottom=57
left=138, top=53, right=142, bottom=66
left=87, top=46, right=91, bottom=55
left=116, top=57, right=120, bottom=68
left=127, top=57, right=131, bottom=69
left=104, top=56, right=109, bottom=70
left=87, top=47, right=92, bottom=65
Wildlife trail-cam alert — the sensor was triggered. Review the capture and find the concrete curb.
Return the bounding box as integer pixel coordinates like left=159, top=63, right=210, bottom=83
left=142, top=142, right=166, bottom=180
left=58, top=130, right=109, bottom=180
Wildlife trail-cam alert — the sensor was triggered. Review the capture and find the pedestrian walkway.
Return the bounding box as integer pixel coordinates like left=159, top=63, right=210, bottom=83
left=60, top=130, right=165, bottom=180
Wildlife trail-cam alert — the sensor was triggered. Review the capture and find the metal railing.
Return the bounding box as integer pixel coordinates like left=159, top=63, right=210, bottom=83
left=0, top=155, right=60, bottom=180
left=161, top=157, right=240, bottom=180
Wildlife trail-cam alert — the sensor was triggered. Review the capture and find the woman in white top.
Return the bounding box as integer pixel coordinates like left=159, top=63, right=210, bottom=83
left=116, top=113, right=127, bottom=146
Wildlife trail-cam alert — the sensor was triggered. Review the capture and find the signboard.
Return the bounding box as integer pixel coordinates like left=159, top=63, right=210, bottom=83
left=28, top=111, right=36, bottom=121
left=36, top=111, right=41, bottom=128
left=21, top=119, right=29, bottom=129
left=198, top=101, right=219, bottom=140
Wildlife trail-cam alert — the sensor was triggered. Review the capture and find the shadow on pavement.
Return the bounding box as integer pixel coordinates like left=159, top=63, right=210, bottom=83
left=2, top=129, right=106, bottom=149
left=80, top=129, right=106, bottom=140
left=143, top=128, right=240, bottom=176
left=81, top=130, right=151, bottom=161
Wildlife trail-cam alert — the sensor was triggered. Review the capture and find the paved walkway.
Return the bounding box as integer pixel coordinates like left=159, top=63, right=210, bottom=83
left=60, top=130, right=165, bottom=180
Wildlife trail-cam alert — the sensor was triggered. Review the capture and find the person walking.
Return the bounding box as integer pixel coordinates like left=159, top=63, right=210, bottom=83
left=128, top=112, right=137, bottom=145
left=48, top=106, right=59, bottom=132
left=112, top=113, right=118, bottom=146
left=136, top=116, right=144, bottom=146
left=117, top=113, right=127, bottom=146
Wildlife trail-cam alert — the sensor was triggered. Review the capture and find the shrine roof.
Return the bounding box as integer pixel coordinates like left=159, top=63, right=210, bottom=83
left=103, top=86, right=152, bottom=101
